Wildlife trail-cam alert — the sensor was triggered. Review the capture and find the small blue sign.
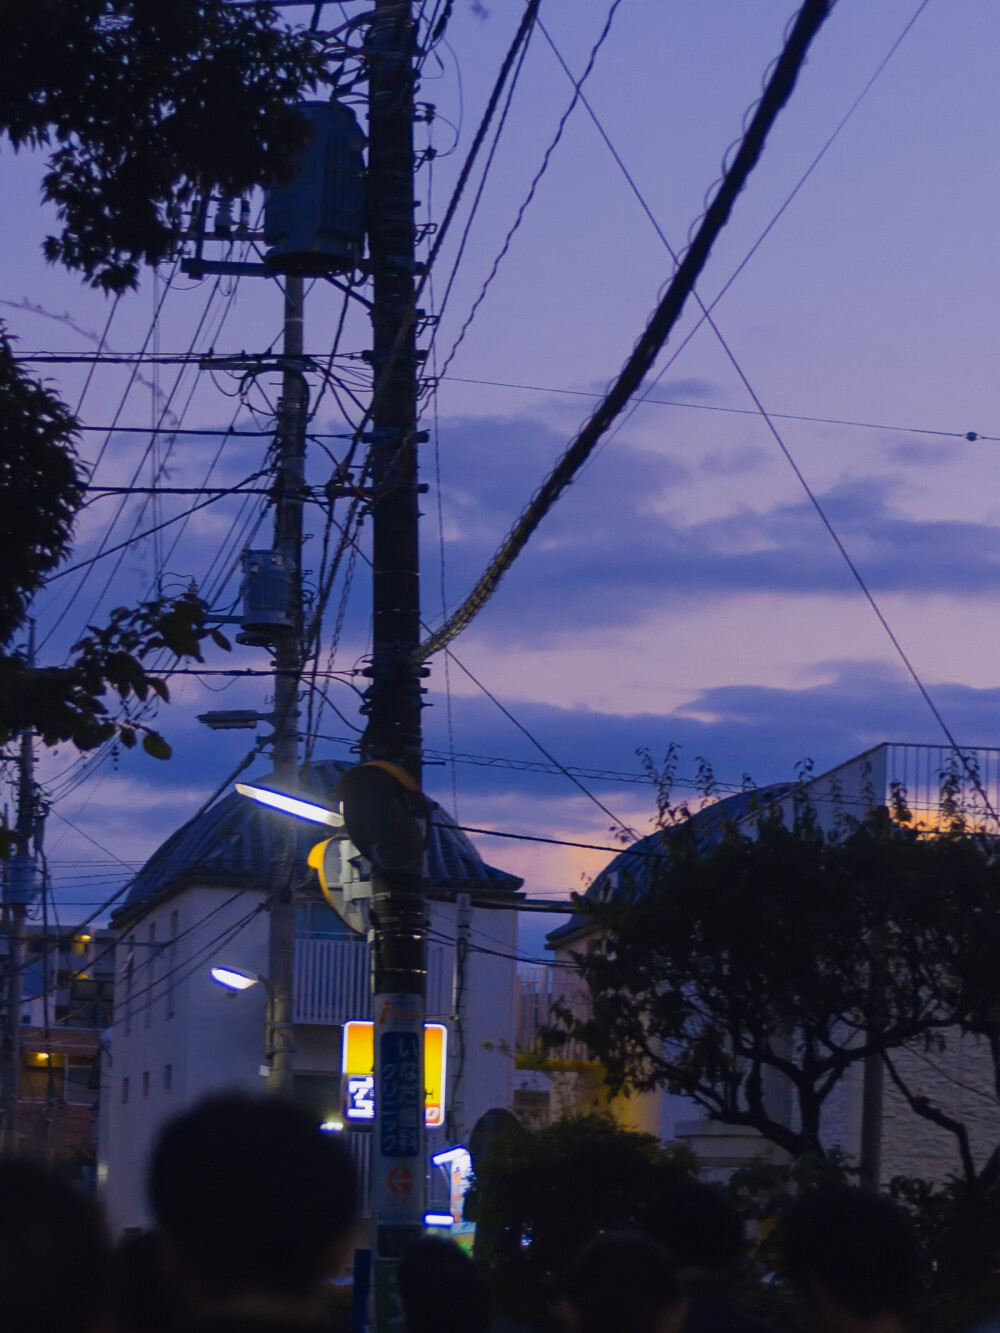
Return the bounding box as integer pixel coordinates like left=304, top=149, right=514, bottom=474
left=380, top=1031, right=421, bottom=1158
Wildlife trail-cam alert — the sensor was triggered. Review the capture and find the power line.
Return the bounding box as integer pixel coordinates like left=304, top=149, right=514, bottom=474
left=47, top=476, right=268, bottom=581
left=439, top=375, right=990, bottom=444
left=539, top=7, right=1000, bottom=834
left=418, top=0, right=837, bottom=662
left=435, top=0, right=625, bottom=383
left=437, top=821, right=654, bottom=858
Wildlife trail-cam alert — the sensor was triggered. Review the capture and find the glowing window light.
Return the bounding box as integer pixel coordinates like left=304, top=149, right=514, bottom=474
left=235, top=783, right=344, bottom=829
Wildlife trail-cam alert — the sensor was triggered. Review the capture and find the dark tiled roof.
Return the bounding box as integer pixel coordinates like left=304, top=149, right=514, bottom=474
left=113, top=759, right=521, bottom=925
left=546, top=783, right=794, bottom=948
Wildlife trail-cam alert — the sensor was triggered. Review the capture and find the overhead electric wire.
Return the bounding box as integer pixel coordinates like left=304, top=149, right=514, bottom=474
left=424, top=3, right=537, bottom=349
left=36, top=264, right=182, bottom=652
left=536, top=7, right=1000, bottom=832
left=538, top=0, right=935, bottom=477
left=40, top=272, right=226, bottom=651
left=417, top=0, right=838, bottom=663
left=47, top=478, right=269, bottom=582
left=434, top=0, right=624, bottom=383
left=442, top=374, right=989, bottom=443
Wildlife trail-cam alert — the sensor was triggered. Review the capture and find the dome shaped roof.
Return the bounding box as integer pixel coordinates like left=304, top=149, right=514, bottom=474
left=113, top=759, right=521, bottom=925
left=546, top=782, right=794, bottom=948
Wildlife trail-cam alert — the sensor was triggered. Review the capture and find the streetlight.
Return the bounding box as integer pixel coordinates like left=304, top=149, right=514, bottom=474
left=234, top=782, right=344, bottom=829
left=210, top=966, right=261, bottom=993
left=209, top=965, right=274, bottom=1078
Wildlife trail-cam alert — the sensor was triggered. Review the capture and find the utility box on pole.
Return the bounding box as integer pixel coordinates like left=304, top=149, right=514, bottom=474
left=264, top=101, right=366, bottom=277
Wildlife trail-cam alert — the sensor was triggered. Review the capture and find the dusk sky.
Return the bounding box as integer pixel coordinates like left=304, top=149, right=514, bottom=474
left=3, top=0, right=999, bottom=957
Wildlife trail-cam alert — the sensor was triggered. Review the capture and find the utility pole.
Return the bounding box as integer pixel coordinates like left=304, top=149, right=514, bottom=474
left=266, top=274, right=308, bottom=1097
left=2, top=623, right=36, bottom=1151
left=363, top=0, right=427, bottom=1313
left=447, top=893, right=471, bottom=1143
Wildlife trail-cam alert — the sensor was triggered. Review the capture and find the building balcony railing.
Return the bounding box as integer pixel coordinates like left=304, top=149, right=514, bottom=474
left=293, top=936, right=453, bottom=1025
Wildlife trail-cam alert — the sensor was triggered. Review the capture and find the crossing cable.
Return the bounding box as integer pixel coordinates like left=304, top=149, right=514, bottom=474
left=34, top=269, right=182, bottom=653
left=293, top=507, right=638, bottom=839
left=538, top=13, right=1000, bottom=833
left=433, top=0, right=623, bottom=383
left=416, top=0, right=838, bottom=663
left=73, top=273, right=245, bottom=637
left=539, top=0, right=934, bottom=474
left=45, top=475, right=270, bottom=581
left=40, top=273, right=224, bottom=652
left=422, top=6, right=537, bottom=358
left=441, top=376, right=990, bottom=444
left=332, top=0, right=542, bottom=467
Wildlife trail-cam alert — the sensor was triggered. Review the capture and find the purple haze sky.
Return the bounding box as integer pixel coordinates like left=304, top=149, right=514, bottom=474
left=3, top=0, right=999, bottom=955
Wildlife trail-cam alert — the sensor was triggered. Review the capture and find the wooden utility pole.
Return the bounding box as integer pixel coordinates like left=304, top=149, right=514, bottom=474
left=2, top=624, right=36, bottom=1151
left=266, top=274, right=308, bottom=1097
left=363, top=0, right=428, bottom=1310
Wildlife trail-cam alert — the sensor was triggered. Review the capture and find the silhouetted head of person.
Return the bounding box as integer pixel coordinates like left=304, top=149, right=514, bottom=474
left=783, top=1188, right=920, bottom=1333
left=643, top=1178, right=745, bottom=1277
left=111, top=1229, right=181, bottom=1333
left=399, top=1236, right=491, bottom=1333
left=149, top=1093, right=357, bottom=1321
left=0, top=1157, right=111, bottom=1333
left=560, top=1231, right=684, bottom=1333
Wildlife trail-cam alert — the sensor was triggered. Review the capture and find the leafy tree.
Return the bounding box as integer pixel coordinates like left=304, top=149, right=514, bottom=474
left=0, top=0, right=325, bottom=784
left=471, top=1114, right=695, bottom=1319
left=0, top=0, right=325, bottom=291
left=552, top=791, right=999, bottom=1162
left=0, top=325, right=229, bottom=776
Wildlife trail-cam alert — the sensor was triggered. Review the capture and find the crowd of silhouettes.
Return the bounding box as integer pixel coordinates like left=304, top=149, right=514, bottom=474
left=0, top=1091, right=928, bottom=1333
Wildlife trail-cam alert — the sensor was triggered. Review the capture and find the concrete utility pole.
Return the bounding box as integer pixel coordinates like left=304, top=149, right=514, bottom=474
left=266, top=274, right=308, bottom=1097
left=363, top=0, right=428, bottom=1307
left=2, top=623, right=36, bottom=1151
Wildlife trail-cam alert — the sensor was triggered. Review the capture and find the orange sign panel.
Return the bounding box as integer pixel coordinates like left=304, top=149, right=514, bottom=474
left=342, top=1020, right=447, bottom=1128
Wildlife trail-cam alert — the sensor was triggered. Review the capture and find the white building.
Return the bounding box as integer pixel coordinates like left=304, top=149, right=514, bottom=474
left=100, top=759, right=522, bottom=1234
left=535, top=742, right=1000, bottom=1183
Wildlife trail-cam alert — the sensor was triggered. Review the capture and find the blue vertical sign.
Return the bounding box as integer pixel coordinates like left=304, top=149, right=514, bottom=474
left=380, top=1031, right=421, bottom=1158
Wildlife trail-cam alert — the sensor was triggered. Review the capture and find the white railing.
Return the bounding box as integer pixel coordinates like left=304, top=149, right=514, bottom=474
left=293, top=937, right=452, bottom=1024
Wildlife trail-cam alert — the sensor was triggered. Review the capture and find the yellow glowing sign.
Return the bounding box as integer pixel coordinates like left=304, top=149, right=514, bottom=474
left=342, top=1019, right=447, bottom=1128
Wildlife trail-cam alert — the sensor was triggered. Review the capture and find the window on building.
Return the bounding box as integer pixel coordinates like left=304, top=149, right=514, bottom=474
left=121, top=1076, right=129, bottom=1105
left=124, top=936, right=135, bottom=1036
left=163, top=1063, right=172, bottom=1092
left=145, top=922, right=156, bottom=1029
left=65, top=1058, right=98, bottom=1108
left=166, top=910, right=179, bottom=1020
left=141, top=1070, right=150, bottom=1098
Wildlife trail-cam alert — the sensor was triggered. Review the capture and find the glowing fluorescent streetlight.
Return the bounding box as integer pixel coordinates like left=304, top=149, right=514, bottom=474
left=320, top=1118, right=345, bottom=1133
left=424, top=1213, right=455, bottom=1228
left=235, top=782, right=344, bottom=829
left=211, top=966, right=260, bottom=993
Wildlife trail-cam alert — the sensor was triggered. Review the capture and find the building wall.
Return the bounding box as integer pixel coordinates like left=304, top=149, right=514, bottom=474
left=101, top=886, right=520, bottom=1233
left=102, top=885, right=269, bottom=1233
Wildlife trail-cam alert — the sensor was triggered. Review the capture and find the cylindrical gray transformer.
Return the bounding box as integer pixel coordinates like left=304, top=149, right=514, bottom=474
left=264, top=101, right=366, bottom=277
left=241, top=550, right=294, bottom=638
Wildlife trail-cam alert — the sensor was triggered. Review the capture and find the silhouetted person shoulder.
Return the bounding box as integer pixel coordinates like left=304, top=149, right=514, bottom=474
left=0, top=1156, right=111, bottom=1333
left=643, top=1179, right=769, bottom=1333
left=783, top=1188, right=920, bottom=1333
left=149, top=1093, right=357, bottom=1332
left=400, top=1236, right=491, bottom=1333
left=560, top=1231, right=686, bottom=1333
left=111, top=1229, right=182, bottom=1333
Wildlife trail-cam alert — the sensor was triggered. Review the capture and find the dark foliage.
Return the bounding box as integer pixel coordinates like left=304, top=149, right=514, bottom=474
left=0, top=0, right=326, bottom=290
left=0, top=325, right=84, bottom=640
left=471, top=1114, right=694, bottom=1319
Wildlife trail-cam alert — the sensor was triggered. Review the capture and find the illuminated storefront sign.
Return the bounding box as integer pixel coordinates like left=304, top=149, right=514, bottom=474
left=342, top=1020, right=447, bottom=1127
